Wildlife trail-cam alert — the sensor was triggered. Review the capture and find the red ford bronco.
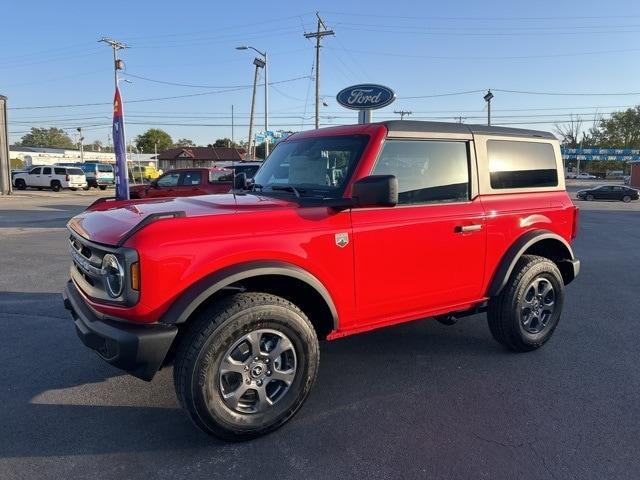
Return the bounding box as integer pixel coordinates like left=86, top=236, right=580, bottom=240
left=63, top=121, right=580, bottom=440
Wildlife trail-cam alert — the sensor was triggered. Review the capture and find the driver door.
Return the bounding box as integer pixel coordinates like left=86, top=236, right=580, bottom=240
left=147, top=171, right=180, bottom=197
left=28, top=167, right=42, bottom=187
left=351, top=139, right=486, bottom=325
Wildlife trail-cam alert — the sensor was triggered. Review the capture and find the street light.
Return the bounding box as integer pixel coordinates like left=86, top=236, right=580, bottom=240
left=236, top=45, right=269, bottom=158
left=483, top=90, right=494, bottom=126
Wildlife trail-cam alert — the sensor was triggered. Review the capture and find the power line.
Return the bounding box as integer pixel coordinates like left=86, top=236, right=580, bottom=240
left=8, top=75, right=312, bottom=110
left=120, top=72, right=311, bottom=89
left=324, top=10, right=640, bottom=21
left=493, top=88, right=640, bottom=96
left=324, top=45, right=640, bottom=61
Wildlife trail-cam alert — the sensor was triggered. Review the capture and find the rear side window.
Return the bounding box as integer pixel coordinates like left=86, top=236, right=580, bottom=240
left=54, top=168, right=65, bottom=175
left=487, top=140, right=558, bottom=189
left=67, top=168, right=85, bottom=175
left=372, top=140, right=470, bottom=205
left=42, top=167, right=52, bottom=174
left=180, top=171, right=201, bottom=186
left=98, top=164, right=113, bottom=172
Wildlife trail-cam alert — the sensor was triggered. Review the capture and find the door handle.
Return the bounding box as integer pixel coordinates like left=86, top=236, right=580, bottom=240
left=455, top=224, right=483, bottom=233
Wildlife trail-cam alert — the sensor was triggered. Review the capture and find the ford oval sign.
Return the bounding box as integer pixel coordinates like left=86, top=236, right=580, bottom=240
left=336, top=84, right=396, bottom=110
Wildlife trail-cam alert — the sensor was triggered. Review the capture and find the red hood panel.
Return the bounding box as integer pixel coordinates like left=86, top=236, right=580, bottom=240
left=68, top=194, right=294, bottom=246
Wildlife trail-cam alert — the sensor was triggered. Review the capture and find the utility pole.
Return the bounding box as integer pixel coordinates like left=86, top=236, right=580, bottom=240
left=231, top=104, right=235, bottom=145
left=247, top=58, right=264, bottom=159
left=263, top=51, right=269, bottom=157
left=99, top=37, right=129, bottom=92
left=0, top=95, right=11, bottom=195
left=304, top=12, right=334, bottom=129
left=484, top=90, right=494, bottom=126
left=77, top=127, right=84, bottom=162
left=394, top=110, right=412, bottom=120
left=455, top=116, right=467, bottom=123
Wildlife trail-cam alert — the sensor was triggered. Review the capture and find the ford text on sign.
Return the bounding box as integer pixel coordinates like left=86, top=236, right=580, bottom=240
left=336, top=84, right=396, bottom=110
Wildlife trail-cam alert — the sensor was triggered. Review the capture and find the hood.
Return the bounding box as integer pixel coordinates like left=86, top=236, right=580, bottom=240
left=68, top=194, right=295, bottom=246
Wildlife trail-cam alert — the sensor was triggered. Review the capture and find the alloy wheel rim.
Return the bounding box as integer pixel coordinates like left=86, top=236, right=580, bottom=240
left=520, top=277, right=555, bottom=334
left=218, top=328, right=297, bottom=414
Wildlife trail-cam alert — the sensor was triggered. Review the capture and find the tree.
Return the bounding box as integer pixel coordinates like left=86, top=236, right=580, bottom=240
left=554, top=115, right=584, bottom=147
left=15, top=127, right=74, bottom=149
left=135, top=128, right=173, bottom=153
left=212, top=138, right=241, bottom=148
left=588, top=107, right=640, bottom=148
left=174, top=138, right=196, bottom=148
left=90, top=140, right=103, bottom=151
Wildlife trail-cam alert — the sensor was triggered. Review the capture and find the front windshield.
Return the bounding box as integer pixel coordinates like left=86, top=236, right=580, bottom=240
left=252, top=135, right=369, bottom=198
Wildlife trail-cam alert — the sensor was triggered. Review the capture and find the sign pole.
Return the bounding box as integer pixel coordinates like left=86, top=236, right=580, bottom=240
left=358, top=110, right=371, bottom=124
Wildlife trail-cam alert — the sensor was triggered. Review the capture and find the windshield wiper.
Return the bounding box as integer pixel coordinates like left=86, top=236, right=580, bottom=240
left=270, top=185, right=305, bottom=198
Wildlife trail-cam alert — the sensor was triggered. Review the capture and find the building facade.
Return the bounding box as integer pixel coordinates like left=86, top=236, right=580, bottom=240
left=157, top=147, right=245, bottom=171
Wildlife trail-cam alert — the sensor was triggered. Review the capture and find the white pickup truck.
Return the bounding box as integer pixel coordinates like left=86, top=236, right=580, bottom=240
left=13, top=166, right=87, bottom=192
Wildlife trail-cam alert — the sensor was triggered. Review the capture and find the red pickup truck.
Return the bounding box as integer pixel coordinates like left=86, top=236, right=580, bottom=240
left=63, top=121, right=579, bottom=440
left=129, top=163, right=262, bottom=199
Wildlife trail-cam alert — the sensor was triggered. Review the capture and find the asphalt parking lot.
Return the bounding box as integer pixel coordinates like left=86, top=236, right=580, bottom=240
left=1, top=186, right=639, bottom=479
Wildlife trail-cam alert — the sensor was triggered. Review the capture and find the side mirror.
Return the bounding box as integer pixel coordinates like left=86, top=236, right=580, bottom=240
left=351, top=175, right=398, bottom=208
left=233, top=172, right=247, bottom=190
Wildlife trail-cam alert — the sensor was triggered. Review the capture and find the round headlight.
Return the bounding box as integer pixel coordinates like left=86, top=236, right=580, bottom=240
left=102, top=253, right=124, bottom=298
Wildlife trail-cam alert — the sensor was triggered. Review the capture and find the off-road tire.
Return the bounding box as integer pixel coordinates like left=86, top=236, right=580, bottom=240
left=15, top=179, right=26, bottom=190
left=487, top=255, right=564, bottom=352
left=173, top=292, right=319, bottom=441
left=51, top=181, right=61, bottom=192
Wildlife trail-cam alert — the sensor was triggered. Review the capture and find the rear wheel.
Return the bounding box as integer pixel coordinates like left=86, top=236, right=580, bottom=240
left=82, top=185, right=90, bottom=191
left=622, top=195, right=631, bottom=203
left=99, top=185, right=107, bottom=190
left=51, top=181, right=61, bottom=192
left=14, top=179, right=26, bottom=190
left=173, top=292, right=319, bottom=441
left=69, top=188, right=77, bottom=191
left=586, top=194, right=594, bottom=201
left=487, top=255, right=564, bottom=352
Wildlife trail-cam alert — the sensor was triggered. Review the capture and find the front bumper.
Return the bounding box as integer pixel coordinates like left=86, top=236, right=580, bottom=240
left=62, top=280, right=177, bottom=381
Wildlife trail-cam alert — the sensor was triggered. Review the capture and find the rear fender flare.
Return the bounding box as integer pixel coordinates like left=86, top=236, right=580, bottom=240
left=487, top=230, right=575, bottom=297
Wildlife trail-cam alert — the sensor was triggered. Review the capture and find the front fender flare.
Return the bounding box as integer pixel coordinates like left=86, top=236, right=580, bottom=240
left=160, top=261, right=339, bottom=329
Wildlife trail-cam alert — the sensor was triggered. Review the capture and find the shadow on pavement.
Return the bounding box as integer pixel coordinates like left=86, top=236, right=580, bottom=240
left=0, top=289, right=505, bottom=458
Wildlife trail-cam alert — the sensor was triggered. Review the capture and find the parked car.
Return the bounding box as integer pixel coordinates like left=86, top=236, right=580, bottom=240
left=131, top=164, right=162, bottom=183
left=13, top=166, right=86, bottom=192
left=128, top=162, right=261, bottom=199
left=58, top=162, right=114, bottom=190
left=574, top=172, right=597, bottom=179
left=64, top=121, right=579, bottom=440
left=577, top=185, right=639, bottom=202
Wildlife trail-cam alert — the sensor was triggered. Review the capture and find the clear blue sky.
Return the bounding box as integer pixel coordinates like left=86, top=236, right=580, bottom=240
left=3, top=0, right=640, bottom=147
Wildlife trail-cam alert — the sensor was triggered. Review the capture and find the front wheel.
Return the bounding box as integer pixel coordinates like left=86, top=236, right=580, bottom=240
left=99, top=185, right=107, bottom=190
left=51, top=181, right=61, bottom=192
left=14, top=179, right=26, bottom=190
left=487, top=255, right=564, bottom=352
left=173, top=292, right=319, bottom=441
